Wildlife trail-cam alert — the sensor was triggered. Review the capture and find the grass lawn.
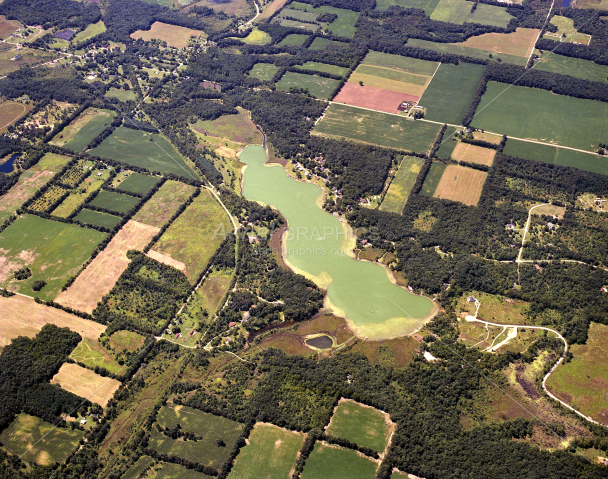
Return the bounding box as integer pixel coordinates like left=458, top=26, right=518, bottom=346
left=277, top=33, right=309, bottom=46
left=228, top=423, right=304, bottom=479
left=296, top=61, right=348, bottom=76
left=276, top=71, right=340, bottom=99
left=301, top=442, right=378, bottom=479
left=472, top=82, right=608, bottom=151
left=326, top=400, right=392, bottom=452
left=133, top=180, right=196, bottom=228
left=90, top=190, right=140, bottom=214
left=407, top=38, right=527, bottom=66
left=74, top=208, right=122, bottom=229
left=308, top=37, right=348, bottom=50
left=0, top=215, right=105, bottom=300
left=61, top=109, right=116, bottom=152
left=288, top=2, right=360, bottom=38
left=90, top=127, right=199, bottom=180
left=151, top=189, right=232, bottom=283
left=380, top=156, right=424, bottom=214
left=313, top=103, right=441, bottom=154
left=375, top=0, right=441, bottom=15
left=0, top=414, right=83, bottom=465
left=430, top=0, right=513, bottom=27
left=247, top=62, right=278, bottom=81
left=420, top=161, right=446, bottom=196
left=419, top=62, right=485, bottom=125
left=109, top=330, right=145, bottom=352
left=70, top=338, right=122, bottom=374
left=151, top=404, right=244, bottom=469
left=116, top=172, right=159, bottom=195
left=72, top=21, right=106, bottom=43
left=531, top=51, right=608, bottom=83
left=105, top=88, right=137, bottom=102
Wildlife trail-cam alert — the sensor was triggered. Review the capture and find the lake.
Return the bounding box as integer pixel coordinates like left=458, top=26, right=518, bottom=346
left=0, top=153, right=20, bottom=174
left=240, top=144, right=436, bottom=340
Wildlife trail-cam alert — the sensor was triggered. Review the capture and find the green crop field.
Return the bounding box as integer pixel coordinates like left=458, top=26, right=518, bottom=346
left=308, top=37, right=349, bottom=50
left=155, top=463, right=214, bottom=479
left=326, top=400, right=392, bottom=452
left=0, top=215, right=104, bottom=299
left=90, top=190, right=140, bottom=214
left=276, top=71, right=340, bottom=99
left=133, top=180, right=196, bottom=228
left=301, top=442, right=378, bottom=479
left=288, top=2, right=360, bottom=38
left=247, top=63, right=278, bottom=81
left=116, top=172, right=159, bottom=195
left=407, top=38, right=527, bottom=66
left=228, top=423, right=304, bottom=479
left=435, top=126, right=460, bottom=158
left=532, top=52, right=608, bottom=83
left=233, top=27, right=271, bottom=45
left=419, top=62, right=485, bottom=125
left=122, top=456, right=154, bottom=479
left=150, top=404, right=243, bottom=469
left=105, top=88, right=137, bottom=102
left=275, top=19, right=319, bottom=31
left=374, top=0, right=441, bottom=15
left=0, top=414, right=83, bottom=465
left=430, top=0, right=513, bottom=27
left=74, top=208, right=122, bottom=229
left=420, top=161, right=446, bottom=196
left=51, top=169, right=111, bottom=218
left=313, top=103, right=441, bottom=153
left=151, top=189, right=232, bottom=282
left=362, top=51, right=439, bottom=76
left=70, top=338, right=122, bottom=374
left=61, top=109, right=117, bottom=152
left=277, top=33, right=309, bottom=46
left=90, top=127, right=199, bottom=180
left=380, top=156, right=425, bottom=214
left=72, top=21, right=106, bottom=43
left=296, top=61, right=348, bottom=76
left=472, top=82, right=608, bottom=151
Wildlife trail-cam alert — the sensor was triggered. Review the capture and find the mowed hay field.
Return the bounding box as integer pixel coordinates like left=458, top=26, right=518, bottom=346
left=151, top=190, right=231, bottom=282
left=458, top=27, right=540, bottom=58
left=419, top=62, right=485, bottom=125
left=297, top=61, right=348, bottom=76
left=301, top=442, right=378, bottom=479
left=314, top=103, right=441, bottom=153
left=151, top=404, right=244, bottom=469
left=326, top=399, right=393, bottom=453
left=0, top=414, right=83, bottom=465
left=406, top=38, right=527, bottom=66
left=0, top=215, right=105, bottom=300
left=375, top=0, right=441, bottom=15
left=116, top=172, right=159, bottom=195
left=134, top=180, right=196, bottom=228
left=56, top=220, right=159, bottom=314
left=247, top=62, right=278, bottom=81
left=51, top=108, right=116, bottom=152
left=433, top=164, right=487, bottom=206
left=74, top=209, right=122, bottom=229
left=0, top=294, right=105, bottom=347
left=380, top=156, right=424, bottom=213
left=228, top=423, right=304, bottom=479
left=0, top=100, right=31, bottom=132
left=70, top=338, right=122, bottom=374
left=276, top=71, right=340, bottom=100
left=472, top=82, right=608, bottom=151
left=277, top=33, right=309, bottom=46
left=90, top=190, right=140, bottom=214
left=451, top=142, right=496, bottom=166
left=131, top=21, right=204, bottom=48
left=430, top=0, right=513, bottom=27
left=90, top=127, right=199, bottom=180
left=532, top=51, right=608, bottom=83
left=51, top=363, right=121, bottom=407
left=420, top=161, right=447, bottom=196
left=546, top=322, right=608, bottom=425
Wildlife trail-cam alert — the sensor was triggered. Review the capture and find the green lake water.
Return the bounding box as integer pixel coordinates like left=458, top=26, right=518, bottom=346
left=240, top=145, right=435, bottom=339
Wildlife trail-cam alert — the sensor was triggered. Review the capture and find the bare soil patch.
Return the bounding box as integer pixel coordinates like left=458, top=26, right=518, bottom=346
left=0, top=294, right=105, bottom=347
left=457, top=28, right=540, bottom=58
left=146, top=249, right=186, bottom=272
left=333, top=83, right=418, bottom=114
left=55, top=220, right=159, bottom=313
left=451, top=142, right=496, bottom=166
left=433, top=164, right=488, bottom=206
left=51, top=363, right=121, bottom=407
left=131, top=22, right=204, bottom=49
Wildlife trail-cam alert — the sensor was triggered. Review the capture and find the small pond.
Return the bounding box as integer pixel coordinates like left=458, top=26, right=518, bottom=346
left=305, top=335, right=334, bottom=349
left=0, top=153, right=20, bottom=174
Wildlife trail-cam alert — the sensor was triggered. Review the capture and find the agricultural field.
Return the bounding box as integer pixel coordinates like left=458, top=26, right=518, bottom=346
left=133, top=180, right=196, bottom=228
left=333, top=83, right=410, bottom=116
left=296, top=61, right=348, bottom=76
left=109, top=330, right=145, bottom=353
left=546, top=322, right=608, bottom=425
left=435, top=126, right=461, bottom=159
left=374, top=0, right=441, bottom=15
left=70, top=338, right=122, bottom=374
left=0, top=15, right=21, bottom=40
left=0, top=414, right=83, bottom=465
left=432, top=164, right=487, bottom=206
left=72, top=21, right=106, bottom=43
left=308, top=37, right=348, bottom=50
left=105, top=88, right=137, bottom=102
left=51, top=108, right=116, bottom=152
left=131, top=22, right=204, bottom=48
left=122, top=456, right=154, bottom=479
left=228, top=423, right=304, bottom=479
left=51, top=363, right=121, bottom=408
left=247, top=62, right=278, bottom=81
left=191, top=107, right=263, bottom=145
left=0, top=294, right=105, bottom=347
left=474, top=82, right=608, bottom=151
left=56, top=220, right=160, bottom=314
left=151, top=189, right=232, bottom=282
left=154, top=463, right=215, bottom=479
left=52, top=168, right=111, bottom=217
left=90, top=190, right=140, bottom=214
left=420, top=161, right=447, bottom=196
left=188, top=0, right=253, bottom=17
left=313, top=103, right=441, bottom=153
left=576, top=0, right=608, bottom=9
left=90, top=127, right=199, bottom=180
left=283, top=2, right=360, bottom=38
left=419, top=62, right=485, bottom=125
left=150, top=404, right=244, bottom=468
left=74, top=209, right=122, bottom=229
left=532, top=51, right=608, bottom=83
left=457, top=28, right=540, bottom=58
left=430, top=0, right=514, bottom=27
left=277, top=33, right=309, bottom=46
left=301, top=442, right=378, bottom=479
left=0, top=99, right=32, bottom=132
left=0, top=44, right=58, bottom=76
left=28, top=184, right=69, bottom=213
left=379, top=156, right=425, bottom=213
left=116, top=172, right=159, bottom=195
left=326, top=399, right=393, bottom=452
left=0, top=215, right=105, bottom=300
left=233, top=27, right=271, bottom=45
left=451, top=142, right=496, bottom=166
left=276, top=71, right=340, bottom=100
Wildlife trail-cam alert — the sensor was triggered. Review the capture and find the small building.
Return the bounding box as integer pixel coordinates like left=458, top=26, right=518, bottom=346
left=535, top=264, right=541, bottom=271
left=243, top=311, right=251, bottom=320
left=506, top=224, right=514, bottom=229
left=174, top=333, right=179, bottom=339
left=229, top=322, right=237, bottom=328
left=467, top=296, right=476, bottom=302
left=80, top=419, right=87, bottom=425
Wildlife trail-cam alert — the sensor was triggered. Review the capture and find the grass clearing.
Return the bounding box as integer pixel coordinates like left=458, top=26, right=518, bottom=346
left=191, top=107, right=263, bottom=145
left=0, top=100, right=31, bottom=132
left=433, top=164, right=487, bottom=206
left=228, top=423, right=304, bottom=479
left=277, top=33, right=309, bottom=46
left=90, top=190, right=140, bottom=214
left=70, top=338, right=122, bottom=374
left=420, top=161, right=446, bottom=196
left=0, top=414, right=83, bottom=465
left=122, top=456, right=154, bottom=479
left=155, top=463, right=214, bottom=479
left=0, top=44, right=58, bottom=76
left=74, top=209, right=121, bottom=229
left=133, top=180, right=196, bottom=228
left=286, top=2, right=360, bottom=38
left=430, top=0, right=514, bottom=27
left=109, top=330, right=145, bottom=353
left=301, top=442, right=378, bottom=479
left=0, top=15, right=21, bottom=40
left=116, top=172, right=159, bottom=195
left=375, top=0, right=441, bottom=15
left=72, top=21, right=106, bottom=43
left=313, top=103, right=441, bottom=153
left=90, top=127, right=198, bottom=180
left=276, top=71, right=340, bottom=99
left=247, top=62, right=278, bottom=81
left=407, top=38, right=528, bottom=66
left=532, top=51, right=608, bottom=83
left=326, top=399, right=393, bottom=452
left=233, top=27, right=271, bottom=45
left=456, top=27, right=540, bottom=58
left=51, top=363, right=121, bottom=407
left=451, top=142, right=496, bottom=166
left=346, top=335, right=420, bottom=368
left=105, top=88, right=137, bottom=102
left=380, top=156, right=424, bottom=213
left=131, top=21, right=204, bottom=48
left=308, top=37, right=348, bottom=50
left=296, top=61, right=348, bottom=76
left=0, top=215, right=105, bottom=300
left=189, top=0, right=253, bottom=16
left=52, top=108, right=116, bottom=152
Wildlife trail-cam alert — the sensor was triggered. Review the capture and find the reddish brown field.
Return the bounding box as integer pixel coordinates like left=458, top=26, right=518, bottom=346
left=451, top=142, right=496, bottom=166
left=433, top=164, right=488, bottom=206
left=0, top=16, right=21, bottom=40
left=55, top=220, right=159, bottom=314
left=332, top=83, right=418, bottom=115
left=51, top=363, right=121, bottom=407
left=457, top=28, right=540, bottom=58
left=0, top=294, right=105, bottom=347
